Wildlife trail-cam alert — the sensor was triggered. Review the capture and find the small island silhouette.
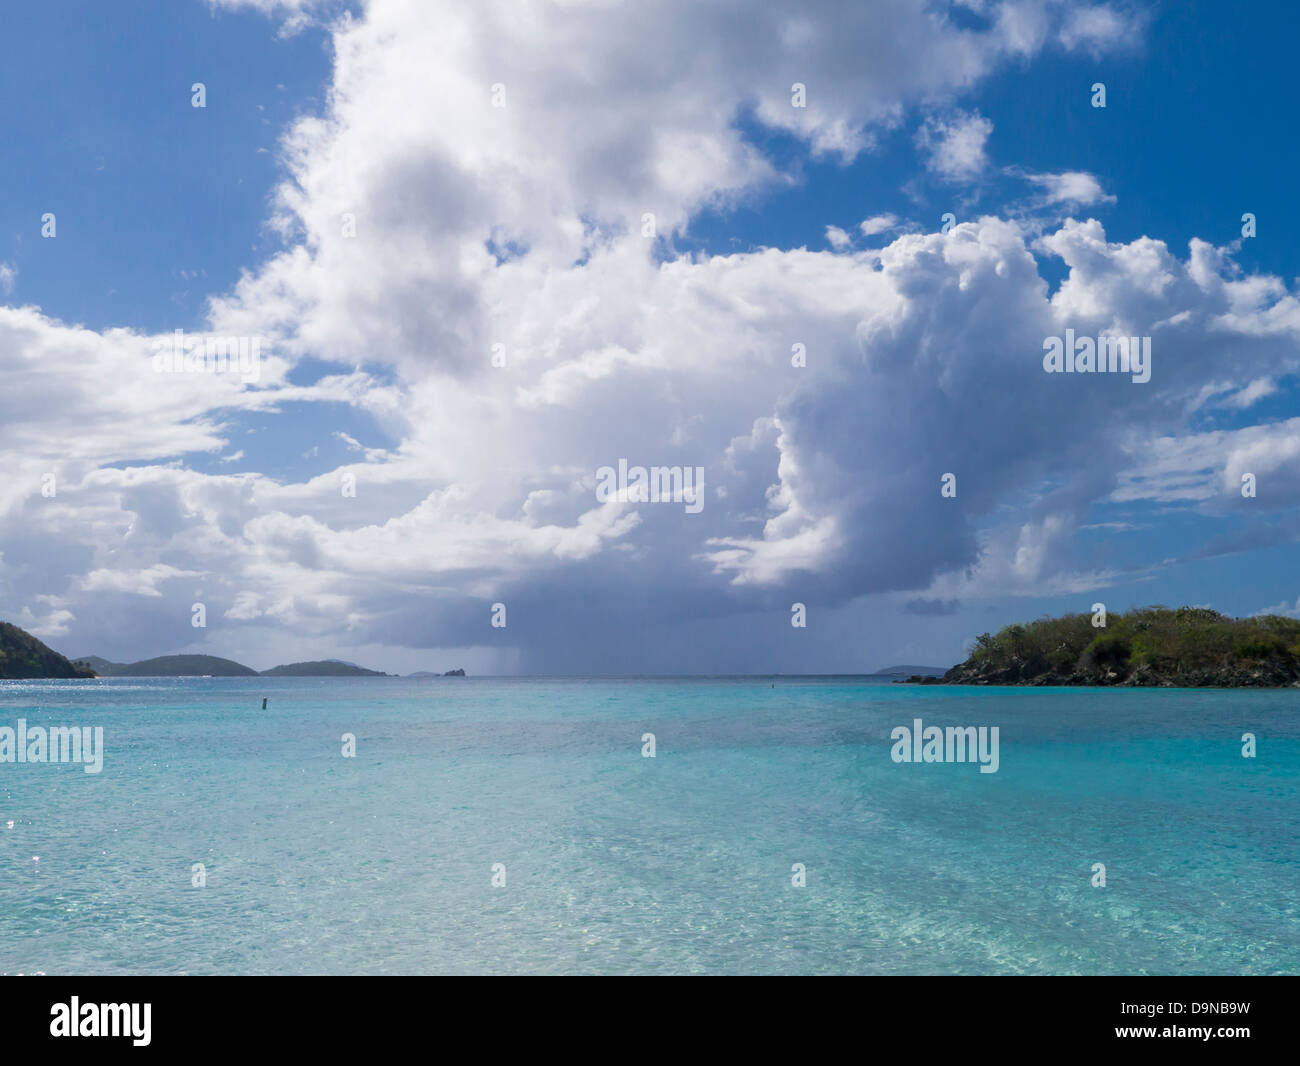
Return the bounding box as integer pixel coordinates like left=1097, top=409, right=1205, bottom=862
left=0, top=621, right=464, bottom=679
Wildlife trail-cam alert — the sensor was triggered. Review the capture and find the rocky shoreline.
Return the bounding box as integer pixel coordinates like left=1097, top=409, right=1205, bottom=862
left=902, top=661, right=1300, bottom=687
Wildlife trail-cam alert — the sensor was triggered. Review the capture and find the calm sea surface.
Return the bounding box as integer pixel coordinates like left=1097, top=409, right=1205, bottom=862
left=1, top=676, right=1296, bottom=974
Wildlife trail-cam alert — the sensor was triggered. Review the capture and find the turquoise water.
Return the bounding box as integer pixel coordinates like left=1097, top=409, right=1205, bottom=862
left=0, top=676, right=1296, bottom=975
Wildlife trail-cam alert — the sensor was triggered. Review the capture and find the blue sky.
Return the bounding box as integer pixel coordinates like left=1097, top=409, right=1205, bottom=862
left=0, top=1, right=335, bottom=333
left=2, top=0, right=1299, bottom=673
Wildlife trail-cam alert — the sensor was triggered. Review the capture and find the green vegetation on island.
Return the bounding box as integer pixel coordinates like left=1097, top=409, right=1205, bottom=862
left=0, top=622, right=96, bottom=679
left=928, top=606, right=1300, bottom=687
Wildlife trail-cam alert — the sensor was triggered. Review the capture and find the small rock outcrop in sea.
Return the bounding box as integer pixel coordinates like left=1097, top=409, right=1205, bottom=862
left=442, top=668, right=466, bottom=677
left=918, top=606, right=1300, bottom=687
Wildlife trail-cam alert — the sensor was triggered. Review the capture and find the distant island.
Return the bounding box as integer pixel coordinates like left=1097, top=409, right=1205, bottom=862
left=873, top=664, right=948, bottom=677
left=71, top=653, right=394, bottom=677
left=75, top=654, right=259, bottom=677
left=61, top=643, right=467, bottom=678
left=906, top=606, right=1300, bottom=687
left=73, top=656, right=472, bottom=677
left=0, top=624, right=469, bottom=678
left=261, top=661, right=389, bottom=677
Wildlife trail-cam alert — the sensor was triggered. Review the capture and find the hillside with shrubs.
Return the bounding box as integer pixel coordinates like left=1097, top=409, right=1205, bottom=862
left=935, top=607, right=1300, bottom=686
